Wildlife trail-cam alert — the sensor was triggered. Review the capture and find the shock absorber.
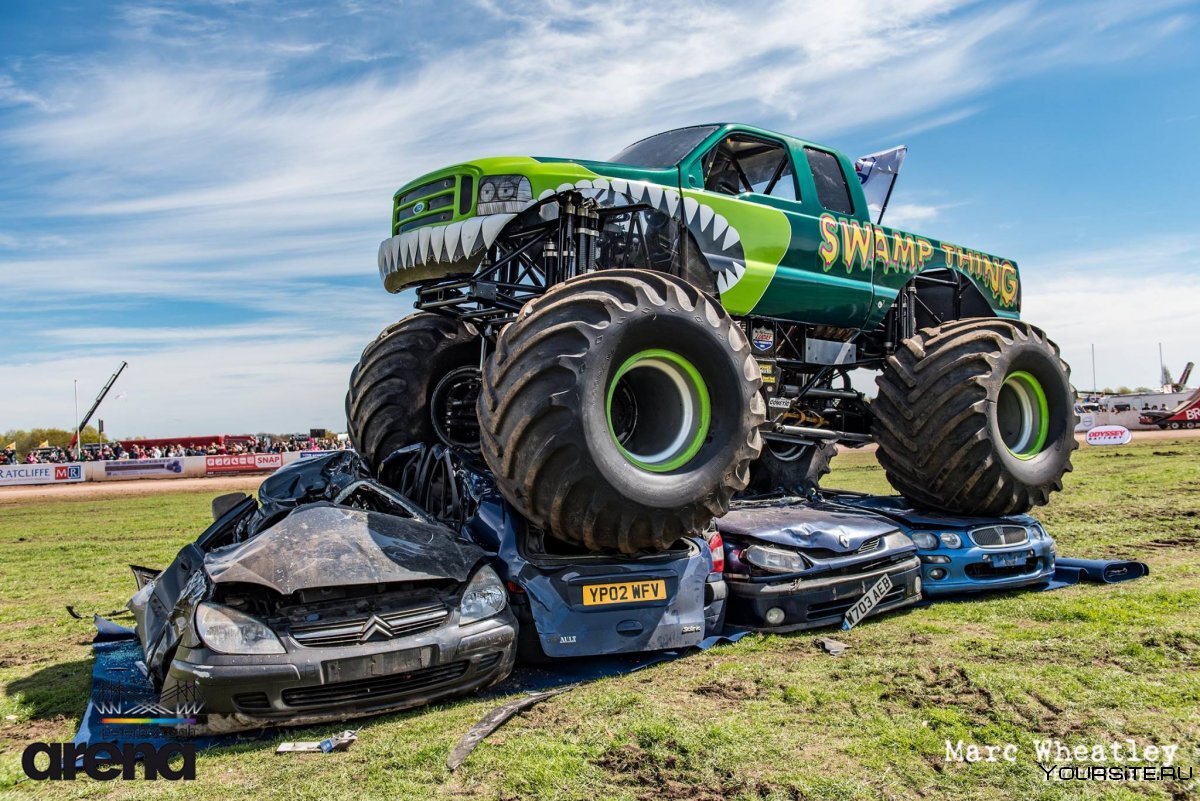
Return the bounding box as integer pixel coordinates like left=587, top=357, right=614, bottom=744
left=575, top=200, right=599, bottom=274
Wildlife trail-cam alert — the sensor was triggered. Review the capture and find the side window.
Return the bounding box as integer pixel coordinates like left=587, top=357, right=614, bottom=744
left=805, top=148, right=854, bottom=214
left=703, top=136, right=798, bottom=201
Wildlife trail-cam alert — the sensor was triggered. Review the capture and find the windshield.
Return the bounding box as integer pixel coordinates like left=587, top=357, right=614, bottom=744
left=609, top=125, right=718, bottom=168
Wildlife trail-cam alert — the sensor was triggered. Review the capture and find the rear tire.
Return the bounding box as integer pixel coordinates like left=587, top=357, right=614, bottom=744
left=745, top=441, right=835, bottom=495
left=477, top=269, right=765, bottom=553
left=346, top=313, right=478, bottom=470
left=872, top=318, right=1077, bottom=516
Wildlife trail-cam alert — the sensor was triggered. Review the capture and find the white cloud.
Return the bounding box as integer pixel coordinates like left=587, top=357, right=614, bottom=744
left=0, top=0, right=1194, bottom=432
left=1021, top=238, right=1200, bottom=390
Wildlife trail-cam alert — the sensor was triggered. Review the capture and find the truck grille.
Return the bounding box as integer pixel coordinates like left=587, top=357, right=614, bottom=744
left=970, top=525, right=1028, bottom=548
left=289, top=601, right=449, bottom=648
left=393, top=174, right=470, bottom=235
left=281, top=661, right=470, bottom=708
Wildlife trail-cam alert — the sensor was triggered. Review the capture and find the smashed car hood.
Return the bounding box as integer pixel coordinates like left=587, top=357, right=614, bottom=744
left=203, top=504, right=477, bottom=595
left=718, top=499, right=897, bottom=552
left=826, top=493, right=1038, bottom=529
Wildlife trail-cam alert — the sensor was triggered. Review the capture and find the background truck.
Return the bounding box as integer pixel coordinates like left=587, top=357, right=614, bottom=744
left=347, top=123, right=1077, bottom=553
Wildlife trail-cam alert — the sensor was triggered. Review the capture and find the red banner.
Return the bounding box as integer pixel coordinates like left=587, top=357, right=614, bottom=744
left=204, top=453, right=283, bottom=474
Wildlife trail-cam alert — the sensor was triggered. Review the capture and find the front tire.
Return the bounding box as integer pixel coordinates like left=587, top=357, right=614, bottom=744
left=872, top=318, right=1077, bottom=516
left=345, top=313, right=479, bottom=470
left=745, top=441, right=835, bottom=495
left=477, top=269, right=765, bottom=553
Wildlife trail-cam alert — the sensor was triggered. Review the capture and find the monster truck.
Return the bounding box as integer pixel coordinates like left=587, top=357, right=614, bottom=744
left=347, top=123, right=1077, bottom=553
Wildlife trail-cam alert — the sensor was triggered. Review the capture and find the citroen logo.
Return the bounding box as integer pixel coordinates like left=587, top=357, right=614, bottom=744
left=359, top=615, right=392, bottom=643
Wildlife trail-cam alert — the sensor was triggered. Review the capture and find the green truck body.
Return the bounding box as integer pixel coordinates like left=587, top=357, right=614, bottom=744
left=378, top=123, right=1020, bottom=331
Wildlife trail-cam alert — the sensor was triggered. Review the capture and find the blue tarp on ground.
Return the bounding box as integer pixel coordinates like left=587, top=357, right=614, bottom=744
left=72, top=555, right=1148, bottom=753
left=71, top=619, right=748, bottom=753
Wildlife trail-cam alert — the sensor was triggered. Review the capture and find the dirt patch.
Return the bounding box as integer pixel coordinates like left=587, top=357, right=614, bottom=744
left=880, top=664, right=997, bottom=718
left=693, top=678, right=758, bottom=700
left=0, top=475, right=263, bottom=503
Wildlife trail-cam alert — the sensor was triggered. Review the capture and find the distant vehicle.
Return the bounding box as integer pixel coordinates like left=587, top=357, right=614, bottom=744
left=830, top=493, right=1056, bottom=596
left=1139, top=388, right=1200, bottom=429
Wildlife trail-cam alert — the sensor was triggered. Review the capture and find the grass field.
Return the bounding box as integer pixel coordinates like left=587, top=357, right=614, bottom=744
left=1, top=439, right=1198, bottom=799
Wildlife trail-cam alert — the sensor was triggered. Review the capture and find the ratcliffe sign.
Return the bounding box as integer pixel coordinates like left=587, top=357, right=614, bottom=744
left=0, top=463, right=84, bottom=486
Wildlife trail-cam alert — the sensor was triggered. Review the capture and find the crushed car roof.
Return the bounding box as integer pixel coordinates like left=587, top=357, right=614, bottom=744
left=718, top=497, right=898, bottom=552
left=203, top=503, right=479, bottom=595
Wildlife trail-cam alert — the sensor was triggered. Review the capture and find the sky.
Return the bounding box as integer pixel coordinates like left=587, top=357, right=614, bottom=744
left=1, top=0, right=1198, bottom=437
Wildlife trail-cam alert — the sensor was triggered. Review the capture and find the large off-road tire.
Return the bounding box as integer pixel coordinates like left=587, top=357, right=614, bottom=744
left=346, top=313, right=478, bottom=470
left=477, top=269, right=765, bottom=553
left=745, top=441, right=836, bottom=495
left=872, top=318, right=1077, bottom=516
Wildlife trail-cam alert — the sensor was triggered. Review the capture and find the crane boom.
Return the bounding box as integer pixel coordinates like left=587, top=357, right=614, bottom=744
left=69, top=361, right=128, bottom=449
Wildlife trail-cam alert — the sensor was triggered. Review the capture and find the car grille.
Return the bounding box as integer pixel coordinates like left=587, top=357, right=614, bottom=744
left=289, top=601, right=449, bottom=648
left=965, top=556, right=1040, bottom=579
left=857, top=537, right=881, bottom=554
left=233, top=692, right=271, bottom=712
left=281, top=661, right=470, bottom=708
left=970, top=525, right=1029, bottom=548
left=807, top=583, right=906, bottom=620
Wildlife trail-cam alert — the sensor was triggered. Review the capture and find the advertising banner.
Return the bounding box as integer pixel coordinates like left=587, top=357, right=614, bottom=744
left=0, top=463, right=85, bottom=486
left=204, top=453, right=283, bottom=475
left=103, top=458, right=185, bottom=478
left=1085, top=425, right=1133, bottom=446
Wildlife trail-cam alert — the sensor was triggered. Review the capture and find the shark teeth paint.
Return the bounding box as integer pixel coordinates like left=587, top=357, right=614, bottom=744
left=377, top=177, right=747, bottom=297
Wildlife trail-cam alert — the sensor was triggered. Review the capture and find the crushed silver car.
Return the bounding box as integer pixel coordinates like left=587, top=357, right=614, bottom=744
left=127, top=452, right=517, bottom=733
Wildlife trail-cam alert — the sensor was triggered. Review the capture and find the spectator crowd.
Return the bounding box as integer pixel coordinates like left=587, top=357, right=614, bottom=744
left=0, top=436, right=351, bottom=465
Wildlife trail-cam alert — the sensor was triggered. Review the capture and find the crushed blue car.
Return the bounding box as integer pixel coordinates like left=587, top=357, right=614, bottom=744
left=384, top=445, right=726, bottom=661
left=826, top=493, right=1056, bottom=596
left=716, top=495, right=922, bottom=632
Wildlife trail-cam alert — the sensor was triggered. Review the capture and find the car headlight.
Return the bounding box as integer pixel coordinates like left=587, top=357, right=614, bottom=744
left=910, top=531, right=939, bottom=550
left=742, top=545, right=807, bottom=574
left=938, top=532, right=963, bottom=549
left=477, top=175, right=532, bottom=215
left=1029, top=524, right=1047, bottom=541
left=460, top=565, right=507, bottom=624
left=195, top=602, right=285, bottom=655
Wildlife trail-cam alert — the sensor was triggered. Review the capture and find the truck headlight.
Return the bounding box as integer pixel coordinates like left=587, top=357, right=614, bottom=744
left=195, top=602, right=285, bottom=655
left=477, top=175, right=532, bottom=214
left=938, top=532, right=963, bottom=549
left=460, top=565, right=507, bottom=624
left=742, top=545, right=807, bottom=574
left=910, top=532, right=939, bottom=550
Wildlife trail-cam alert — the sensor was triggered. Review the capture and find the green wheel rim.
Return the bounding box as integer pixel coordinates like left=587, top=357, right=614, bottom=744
left=999, top=370, right=1050, bottom=460
left=605, top=349, right=711, bottom=472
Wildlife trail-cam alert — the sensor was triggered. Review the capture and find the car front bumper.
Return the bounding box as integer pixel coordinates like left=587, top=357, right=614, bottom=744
left=919, top=540, right=1055, bottom=596
left=164, top=611, right=517, bottom=733
left=725, top=556, right=922, bottom=633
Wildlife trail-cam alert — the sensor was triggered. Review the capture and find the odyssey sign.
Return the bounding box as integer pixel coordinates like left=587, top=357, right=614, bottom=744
left=1085, top=425, right=1132, bottom=446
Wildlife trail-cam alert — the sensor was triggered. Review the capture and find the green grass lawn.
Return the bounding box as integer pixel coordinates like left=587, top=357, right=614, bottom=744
left=1, top=441, right=1197, bottom=799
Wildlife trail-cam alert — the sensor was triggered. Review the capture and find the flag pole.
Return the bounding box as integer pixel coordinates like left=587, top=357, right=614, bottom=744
left=74, top=379, right=80, bottom=461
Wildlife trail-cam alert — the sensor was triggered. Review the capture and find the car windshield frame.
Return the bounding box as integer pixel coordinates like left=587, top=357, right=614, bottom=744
left=609, top=125, right=719, bottom=169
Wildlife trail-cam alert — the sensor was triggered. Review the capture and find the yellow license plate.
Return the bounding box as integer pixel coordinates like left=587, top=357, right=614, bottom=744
left=581, top=579, right=668, bottom=606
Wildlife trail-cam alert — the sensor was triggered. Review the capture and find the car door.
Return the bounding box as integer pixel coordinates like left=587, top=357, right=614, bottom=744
left=682, top=132, right=875, bottom=327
